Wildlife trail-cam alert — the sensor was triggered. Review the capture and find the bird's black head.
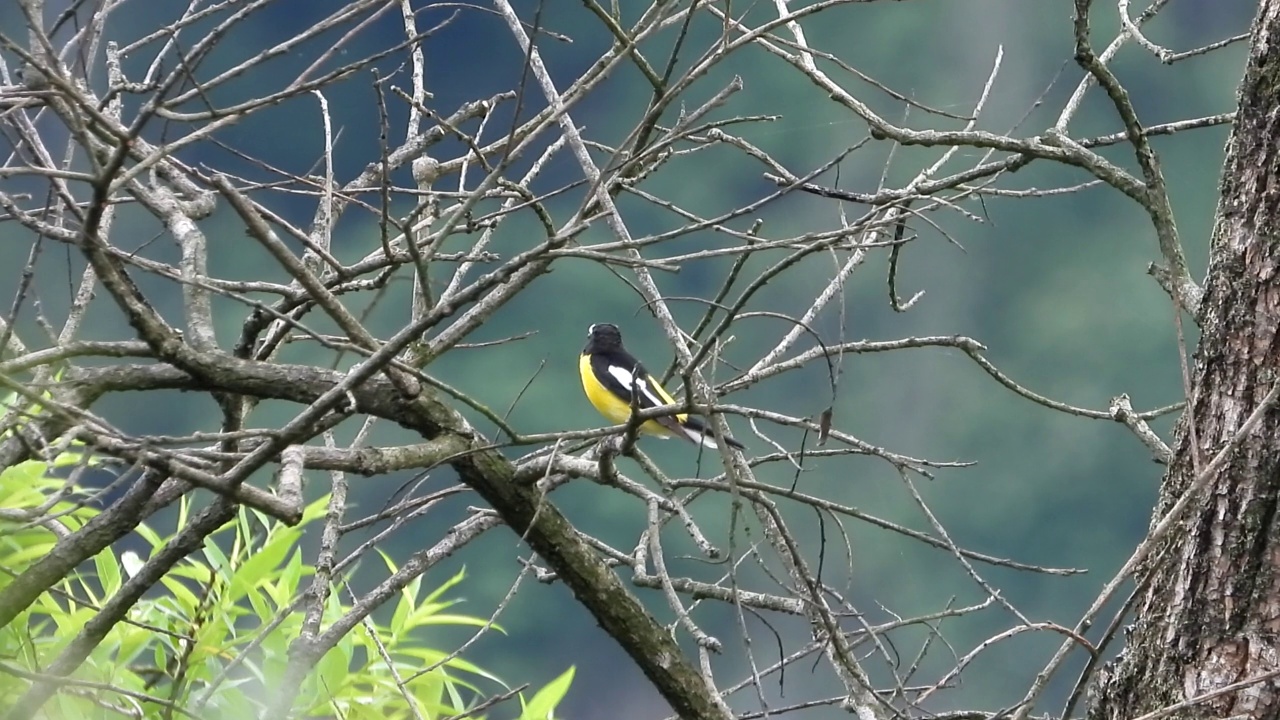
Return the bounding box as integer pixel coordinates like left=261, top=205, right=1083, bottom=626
left=584, top=323, right=623, bottom=354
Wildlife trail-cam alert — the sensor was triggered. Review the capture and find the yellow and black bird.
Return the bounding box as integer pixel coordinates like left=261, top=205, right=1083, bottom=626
left=579, top=323, right=744, bottom=450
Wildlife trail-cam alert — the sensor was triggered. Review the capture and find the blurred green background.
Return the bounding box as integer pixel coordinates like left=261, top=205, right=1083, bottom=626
left=0, top=0, right=1257, bottom=716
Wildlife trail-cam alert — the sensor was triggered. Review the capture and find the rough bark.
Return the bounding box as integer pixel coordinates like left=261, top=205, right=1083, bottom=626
left=1089, top=3, right=1280, bottom=718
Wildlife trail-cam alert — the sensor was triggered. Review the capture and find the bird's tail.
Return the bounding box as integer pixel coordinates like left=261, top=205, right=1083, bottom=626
left=678, top=416, right=745, bottom=450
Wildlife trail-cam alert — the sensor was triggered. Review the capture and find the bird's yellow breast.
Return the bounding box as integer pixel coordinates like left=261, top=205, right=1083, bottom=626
left=579, top=353, right=679, bottom=437
left=580, top=353, right=630, bottom=423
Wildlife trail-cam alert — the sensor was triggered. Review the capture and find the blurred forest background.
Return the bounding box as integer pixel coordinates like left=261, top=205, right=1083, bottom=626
left=0, top=0, right=1259, bottom=717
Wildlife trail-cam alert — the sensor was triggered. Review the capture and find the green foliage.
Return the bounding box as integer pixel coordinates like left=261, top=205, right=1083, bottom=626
left=0, top=453, right=572, bottom=719
left=519, top=666, right=575, bottom=720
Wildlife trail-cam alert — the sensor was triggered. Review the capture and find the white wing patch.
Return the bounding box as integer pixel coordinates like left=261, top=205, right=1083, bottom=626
left=606, top=364, right=636, bottom=395
left=606, top=364, right=666, bottom=409
left=633, top=377, right=667, bottom=410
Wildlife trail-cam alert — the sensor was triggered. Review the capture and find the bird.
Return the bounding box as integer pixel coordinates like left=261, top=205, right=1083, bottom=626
left=579, top=323, right=744, bottom=450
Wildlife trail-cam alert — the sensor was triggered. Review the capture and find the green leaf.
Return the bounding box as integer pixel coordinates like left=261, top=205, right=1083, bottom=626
left=301, top=495, right=330, bottom=524
left=390, top=583, right=413, bottom=638
left=133, top=523, right=162, bottom=549
left=404, top=670, right=447, bottom=712
left=202, top=541, right=231, bottom=583
left=114, top=624, right=150, bottom=670
left=49, top=450, right=95, bottom=469
left=1, top=539, right=57, bottom=568
left=160, top=576, right=201, bottom=617
left=520, top=666, right=575, bottom=720
left=313, top=642, right=353, bottom=709
left=192, top=610, right=233, bottom=667
left=408, top=611, right=496, bottom=632
left=245, top=584, right=270, bottom=619
left=176, top=496, right=190, bottom=532
left=274, top=549, right=305, bottom=602
left=1, top=460, right=51, bottom=489
left=396, top=648, right=503, bottom=687
left=95, top=549, right=121, bottom=597
left=227, top=525, right=299, bottom=603
left=377, top=548, right=399, bottom=574
left=422, top=568, right=466, bottom=604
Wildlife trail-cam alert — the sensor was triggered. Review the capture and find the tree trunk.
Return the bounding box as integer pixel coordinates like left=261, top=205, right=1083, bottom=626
left=1089, top=4, right=1280, bottom=718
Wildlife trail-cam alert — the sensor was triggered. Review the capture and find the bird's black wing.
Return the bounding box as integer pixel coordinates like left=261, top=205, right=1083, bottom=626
left=589, top=350, right=656, bottom=407
left=589, top=349, right=688, bottom=437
